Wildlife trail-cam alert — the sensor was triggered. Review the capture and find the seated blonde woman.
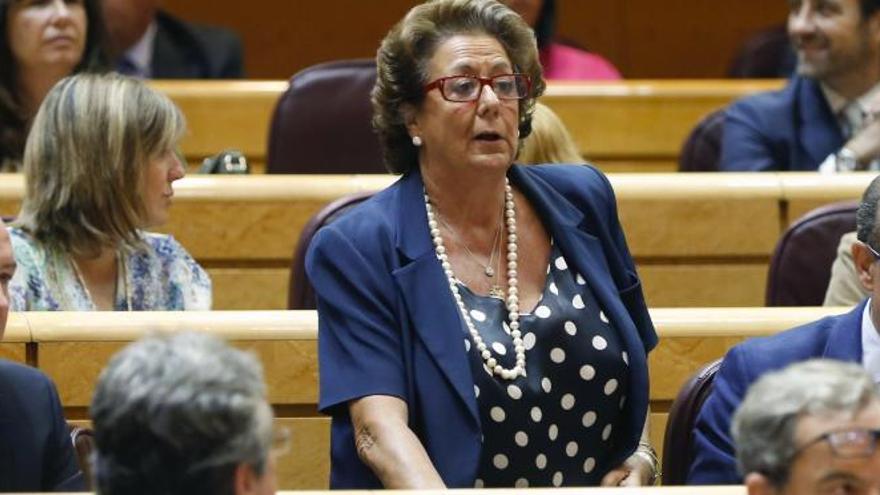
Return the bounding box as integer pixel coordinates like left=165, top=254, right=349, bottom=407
left=9, top=73, right=210, bottom=310
left=518, top=102, right=582, bottom=164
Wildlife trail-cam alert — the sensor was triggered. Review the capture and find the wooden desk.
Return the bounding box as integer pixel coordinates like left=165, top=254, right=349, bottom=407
left=153, top=80, right=783, bottom=174
left=12, top=307, right=845, bottom=489
left=0, top=172, right=871, bottom=309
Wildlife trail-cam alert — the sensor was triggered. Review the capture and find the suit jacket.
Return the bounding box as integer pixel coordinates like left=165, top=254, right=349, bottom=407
left=719, top=76, right=843, bottom=171
left=0, top=360, right=84, bottom=491
left=306, top=164, right=658, bottom=488
left=151, top=10, right=244, bottom=79
left=687, top=301, right=865, bottom=484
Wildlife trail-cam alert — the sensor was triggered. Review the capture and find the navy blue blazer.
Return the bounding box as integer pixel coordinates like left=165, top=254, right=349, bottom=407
left=687, top=301, right=865, bottom=484
left=719, top=76, right=843, bottom=171
left=0, top=359, right=84, bottom=491
left=306, top=164, right=658, bottom=488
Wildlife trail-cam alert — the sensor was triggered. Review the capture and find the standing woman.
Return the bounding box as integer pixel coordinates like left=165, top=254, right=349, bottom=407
left=10, top=73, right=211, bottom=310
left=307, top=0, right=657, bottom=489
left=0, top=0, right=106, bottom=170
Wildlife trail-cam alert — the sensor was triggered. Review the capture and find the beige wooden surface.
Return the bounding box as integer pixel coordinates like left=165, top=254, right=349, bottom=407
left=0, top=173, right=872, bottom=309
left=12, top=307, right=847, bottom=489
left=152, top=80, right=782, bottom=174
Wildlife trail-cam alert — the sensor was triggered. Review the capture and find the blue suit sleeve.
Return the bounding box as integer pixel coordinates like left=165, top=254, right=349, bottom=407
left=719, top=103, right=779, bottom=172
left=306, top=225, right=407, bottom=413
left=43, top=376, right=84, bottom=491
left=687, top=345, right=751, bottom=484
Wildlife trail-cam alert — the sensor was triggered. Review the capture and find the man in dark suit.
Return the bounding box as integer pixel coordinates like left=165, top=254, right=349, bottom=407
left=687, top=174, right=880, bottom=484
left=720, top=0, right=880, bottom=171
left=102, top=0, right=244, bottom=79
left=0, top=222, right=84, bottom=491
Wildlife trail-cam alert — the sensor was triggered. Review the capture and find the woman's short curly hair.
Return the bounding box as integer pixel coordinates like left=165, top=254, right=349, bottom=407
left=372, top=0, right=546, bottom=175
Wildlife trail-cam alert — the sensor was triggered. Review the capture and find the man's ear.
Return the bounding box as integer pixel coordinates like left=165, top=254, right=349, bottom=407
left=233, top=463, right=261, bottom=495
left=744, top=472, right=780, bottom=495
left=852, top=241, right=876, bottom=292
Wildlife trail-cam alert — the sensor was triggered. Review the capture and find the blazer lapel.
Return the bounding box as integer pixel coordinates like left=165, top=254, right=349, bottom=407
left=797, top=78, right=844, bottom=169
left=391, top=171, right=480, bottom=425
left=823, top=299, right=866, bottom=362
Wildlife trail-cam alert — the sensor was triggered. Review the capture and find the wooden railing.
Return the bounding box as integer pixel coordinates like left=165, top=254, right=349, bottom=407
left=1, top=306, right=847, bottom=489
left=0, top=172, right=871, bottom=310
left=153, top=80, right=783, bottom=174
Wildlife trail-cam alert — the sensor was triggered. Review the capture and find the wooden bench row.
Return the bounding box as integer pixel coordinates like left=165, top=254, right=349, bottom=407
left=0, top=307, right=847, bottom=488
left=153, top=79, right=783, bottom=174
left=0, top=172, right=869, bottom=310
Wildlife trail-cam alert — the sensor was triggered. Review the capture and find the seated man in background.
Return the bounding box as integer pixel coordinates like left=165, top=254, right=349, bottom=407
left=721, top=0, right=880, bottom=172
left=102, top=0, right=244, bottom=78
left=90, top=332, right=279, bottom=495
left=732, top=360, right=880, bottom=494
left=688, top=173, right=880, bottom=483
left=0, top=220, right=84, bottom=491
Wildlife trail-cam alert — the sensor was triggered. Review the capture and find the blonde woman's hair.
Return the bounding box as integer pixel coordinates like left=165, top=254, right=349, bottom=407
left=518, top=102, right=583, bottom=164
left=15, top=73, right=185, bottom=257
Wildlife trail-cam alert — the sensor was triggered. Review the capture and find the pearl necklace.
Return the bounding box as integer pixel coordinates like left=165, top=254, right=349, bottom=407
left=424, top=178, right=526, bottom=380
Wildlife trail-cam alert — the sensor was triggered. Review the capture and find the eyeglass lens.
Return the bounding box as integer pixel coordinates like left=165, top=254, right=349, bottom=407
left=442, top=75, right=527, bottom=101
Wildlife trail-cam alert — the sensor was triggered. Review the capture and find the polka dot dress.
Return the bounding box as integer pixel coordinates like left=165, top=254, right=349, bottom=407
left=459, top=242, right=630, bottom=487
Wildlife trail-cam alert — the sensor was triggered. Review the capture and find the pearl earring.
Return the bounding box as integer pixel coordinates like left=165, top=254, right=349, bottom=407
left=412, top=136, right=423, bottom=147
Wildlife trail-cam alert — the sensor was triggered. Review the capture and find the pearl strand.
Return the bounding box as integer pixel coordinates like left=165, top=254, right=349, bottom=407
left=425, top=178, right=526, bottom=380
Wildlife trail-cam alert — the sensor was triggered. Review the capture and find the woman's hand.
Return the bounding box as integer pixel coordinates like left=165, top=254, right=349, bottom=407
left=600, top=451, right=656, bottom=486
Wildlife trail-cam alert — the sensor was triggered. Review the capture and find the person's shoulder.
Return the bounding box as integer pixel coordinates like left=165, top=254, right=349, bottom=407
left=728, top=76, right=808, bottom=121
left=140, top=231, right=188, bottom=255
left=542, top=42, right=621, bottom=80
left=313, top=178, right=402, bottom=244
left=0, top=359, right=52, bottom=392
left=729, top=310, right=847, bottom=370
left=520, top=164, right=612, bottom=201
left=154, top=9, right=243, bottom=77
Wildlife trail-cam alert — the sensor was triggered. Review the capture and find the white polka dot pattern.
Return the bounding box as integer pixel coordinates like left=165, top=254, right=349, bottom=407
left=507, top=385, right=522, bottom=400
left=555, top=257, right=568, bottom=270
left=592, top=335, right=608, bottom=350
left=580, top=364, right=596, bottom=381
left=564, top=321, right=577, bottom=335
left=548, top=424, right=559, bottom=441
left=530, top=406, right=542, bottom=422
left=470, top=309, right=487, bottom=322
left=572, top=294, right=585, bottom=309
left=535, top=454, right=547, bottom=469
left=550, top=347, right=566, bottom=363
left=514, top=431, right=529, bottom=447
left=602, top=424, right=612, bottom=441
left=493, top=454, right=509, bottom=469
left=552, top=472, right=563, bottom=486
left=535, top=305, right=552, bottom=318
left=515, top=478, right=528, bottom=488
left=492, top=342, right=507, bottom=355
left=490, top=407, right=506, bottom=422
left=604, top=379, right=618, bottom=395
left=541, top=377, right=552, bottom=393
left=560, top=393, right=576, bottom=410
left=583, top=457, right=596, bottom=473
left=549, top=282, right=559, bottom=295
left=566, top=441, right=579, bottom=457
left=522, top=332, right=536, bottom=350
left=582, top=410, right=597, bottom=428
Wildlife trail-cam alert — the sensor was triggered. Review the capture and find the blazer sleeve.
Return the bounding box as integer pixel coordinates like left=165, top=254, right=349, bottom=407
left=719, top=102, right=779, bottom=172
left=306, top=225, right=407, bottom=413
left=593, top=166, right=657, bottom=353
left=687, top=345, right=752, bottom=485
left=42, top=375, right=84, bottom=491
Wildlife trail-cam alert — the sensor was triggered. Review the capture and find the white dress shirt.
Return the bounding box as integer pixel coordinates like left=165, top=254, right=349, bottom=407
left=860, top=300, right=880, bottom=385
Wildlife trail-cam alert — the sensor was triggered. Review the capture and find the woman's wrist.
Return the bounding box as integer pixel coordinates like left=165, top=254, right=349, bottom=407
left=632, top=441, right=661, bottom=485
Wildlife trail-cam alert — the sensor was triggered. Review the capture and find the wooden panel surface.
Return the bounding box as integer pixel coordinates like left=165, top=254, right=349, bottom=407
left=209, top=268, right=290, bottom=310
left=162, top=0, right=785, bottom=81
left=151, top=80, right=783, bottom=175
left=638, top=263, right=768, bottom=308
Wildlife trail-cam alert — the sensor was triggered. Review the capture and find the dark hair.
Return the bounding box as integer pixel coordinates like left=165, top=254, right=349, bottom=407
left=533, top=0, right=555, bottom=49
left=372, top=0, right=546, bottom=174
left=0, top=0, right=108, bottom=167
left=856, top=174, right=880, bottom=247
left=862, top=0, right=880, bottom=18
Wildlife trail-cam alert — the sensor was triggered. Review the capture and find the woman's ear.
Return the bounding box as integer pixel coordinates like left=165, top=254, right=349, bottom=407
left=402, top=103, right=420, bottom=139
left=744, top=472, right=780, bottom=495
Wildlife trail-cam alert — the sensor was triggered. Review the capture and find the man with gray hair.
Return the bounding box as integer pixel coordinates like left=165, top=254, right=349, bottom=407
left=733, top=359, right=880, bottom=494
left=90, top=332, right=280, bottom=495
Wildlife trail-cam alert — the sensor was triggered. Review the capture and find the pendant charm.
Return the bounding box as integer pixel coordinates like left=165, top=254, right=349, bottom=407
left=489, top=286, right=505, bottom=299
left=484, top=266, right=495, bottom=277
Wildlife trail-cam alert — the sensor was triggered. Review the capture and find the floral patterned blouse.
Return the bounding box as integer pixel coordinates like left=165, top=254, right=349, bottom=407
left=8, top=227, right=212, bottom=311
